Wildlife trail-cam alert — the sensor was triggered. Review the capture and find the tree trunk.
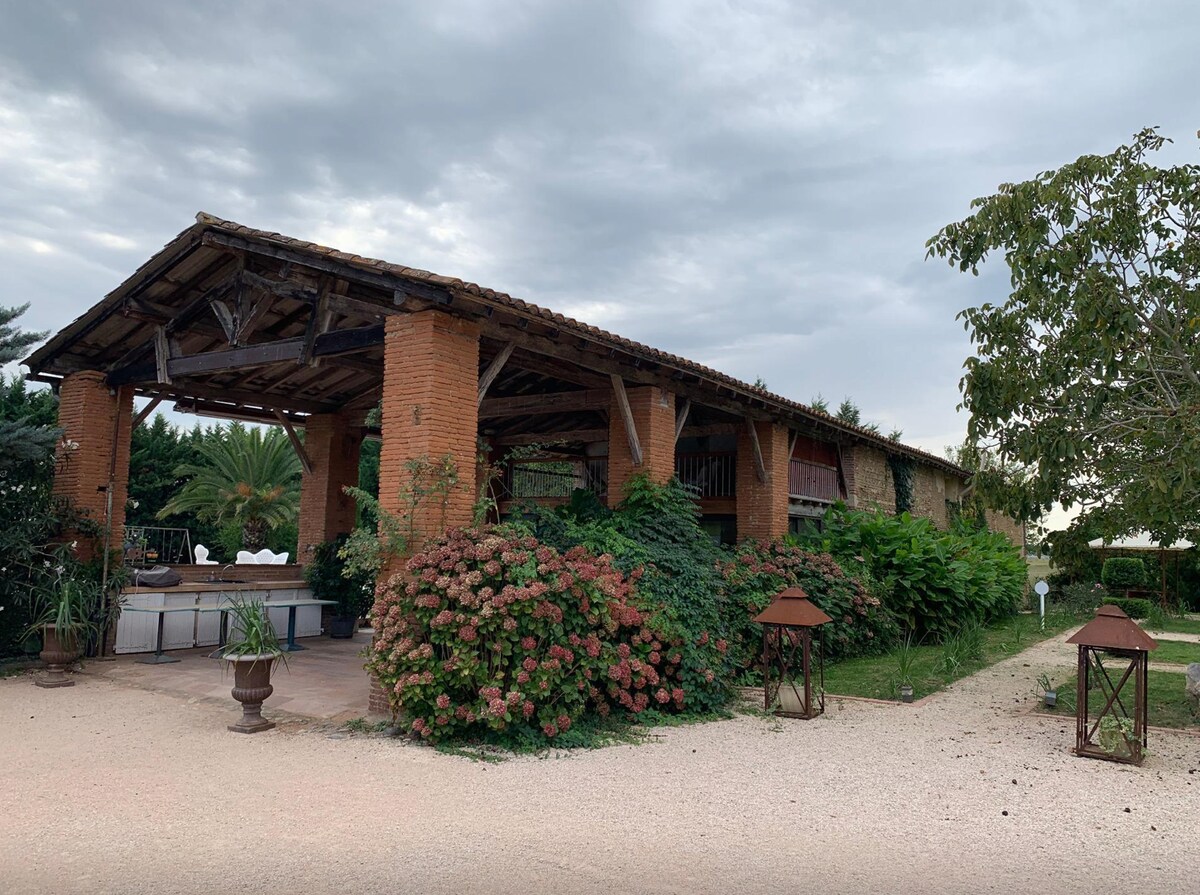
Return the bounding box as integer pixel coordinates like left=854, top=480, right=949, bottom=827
left=242, top=518, right=268, bottom=551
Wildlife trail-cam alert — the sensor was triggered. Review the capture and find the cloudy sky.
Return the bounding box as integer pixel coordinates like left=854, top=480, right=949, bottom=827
left=3, top=0, right=1198, bottom=475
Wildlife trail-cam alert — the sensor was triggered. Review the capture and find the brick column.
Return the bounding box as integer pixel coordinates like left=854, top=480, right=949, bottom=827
left=54, top=371, right=134, bottom=562
left=379, top=309, right=480, bottom=556
left=735, top=420, right=788, bottom=541
left=606, top=385, right=676, bottom=507
left=297, top=412, right=364, bottom=564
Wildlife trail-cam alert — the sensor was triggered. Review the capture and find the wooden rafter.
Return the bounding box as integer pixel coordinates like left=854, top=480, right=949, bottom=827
left=491, top=427, right=609, bottom=447
left=132, top=394, right=164, bottom=429
left=108, top=325, right=385, bottom=386
left=273, top=410, right=313, bottom=475
left=788, top=429, right=798, bottom=459
left=477, top=341, right=515, bottom=407
left=745, top=415, right=767, bottom=484
left=479, top=387, right=610, bottom=419
left=611, top=374, right=643, bottom=466
left=674, top=398, right=691, bottom=443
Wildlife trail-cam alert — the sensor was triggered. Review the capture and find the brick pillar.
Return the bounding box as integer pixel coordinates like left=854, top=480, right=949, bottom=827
left=735, top=420, right=789, bottom=541
left=378, top=310, right=480, bottom=558
left=296, top=412, right=363, bottom=565
left=606, top=385, right=676, bottom=507
left=54, top=371, right=134, bottom=562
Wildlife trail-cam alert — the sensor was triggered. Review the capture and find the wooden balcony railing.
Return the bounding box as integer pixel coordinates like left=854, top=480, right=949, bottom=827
left=501, top=458, right=608, bottom=500
left=675, top=452, right=736, bottom=498
left=789, top=459, right=840, bottom=503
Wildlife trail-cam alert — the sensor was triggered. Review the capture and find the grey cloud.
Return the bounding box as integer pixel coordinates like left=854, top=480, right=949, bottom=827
left=2, top=0, right=1199, bottom=455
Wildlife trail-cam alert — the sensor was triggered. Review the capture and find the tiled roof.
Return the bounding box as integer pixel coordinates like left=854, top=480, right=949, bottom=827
left=31, top=211, right=971, bottom=478
left=192, top=214, right=969, bottom=477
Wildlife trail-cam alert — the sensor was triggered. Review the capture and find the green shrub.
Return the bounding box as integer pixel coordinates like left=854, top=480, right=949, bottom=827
left=807, top=507, right=1025, bottom=640
left=719, top=539, right=898, bottom=672
left=523, top=476, right=729, bottom=714
left=1101, top=557, right=1147, bottom=590
left=1055, top=581, right=1107, bottom=612
left=368, top=526, right=703, bottom=743
left=304, top=535, right=373, bottom=619
left=1107, top=596, right=1153, bottom=619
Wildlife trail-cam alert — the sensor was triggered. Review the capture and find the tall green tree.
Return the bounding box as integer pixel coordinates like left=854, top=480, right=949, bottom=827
left=0, top=305, right=57, bottom=470
left=158, top=423, right=301, bottom=550
left=927, top=128, right=1200, bottom=543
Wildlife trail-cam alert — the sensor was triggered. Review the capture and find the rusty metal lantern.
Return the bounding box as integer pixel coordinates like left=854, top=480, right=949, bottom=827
left=1065, top=604, right=1158, bottom=765
left=753, top=586, right=832, bottom=719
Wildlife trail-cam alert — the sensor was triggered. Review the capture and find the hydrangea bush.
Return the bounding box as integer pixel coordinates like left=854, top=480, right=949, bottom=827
left=368, top=527, right=705, bottom=742
left=719, top=538, right=899, bottom=675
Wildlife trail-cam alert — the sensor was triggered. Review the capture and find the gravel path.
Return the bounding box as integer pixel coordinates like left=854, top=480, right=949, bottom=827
left=2, top=631, right=1197, bottom=895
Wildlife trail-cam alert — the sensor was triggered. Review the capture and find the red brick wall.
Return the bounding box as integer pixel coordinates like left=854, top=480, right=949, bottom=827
left=54, top=371, right=133, bottom=562
left=736, top=420, right=788, bottom=540
left=379, top=310, right=480, bottom=554
left=607, top=385, right=675, bottom=506
left=297, top=412, right=363, bottom=564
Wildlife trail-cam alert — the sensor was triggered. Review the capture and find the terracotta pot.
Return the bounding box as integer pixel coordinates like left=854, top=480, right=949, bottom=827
left=223, top=654, right=279, bottom=733
left=37, top=625, right=80, bottom=689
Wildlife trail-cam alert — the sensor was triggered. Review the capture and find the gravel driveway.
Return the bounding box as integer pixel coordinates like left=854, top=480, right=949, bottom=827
left=2, top=632, right=1197, bottom=895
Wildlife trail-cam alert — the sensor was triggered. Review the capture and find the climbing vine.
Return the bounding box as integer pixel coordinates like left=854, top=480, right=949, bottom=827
left=886, top=454, right=915, bottom=514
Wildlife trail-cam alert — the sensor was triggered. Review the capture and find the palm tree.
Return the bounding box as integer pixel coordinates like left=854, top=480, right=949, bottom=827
left=158, top=424, right=301, bottom=550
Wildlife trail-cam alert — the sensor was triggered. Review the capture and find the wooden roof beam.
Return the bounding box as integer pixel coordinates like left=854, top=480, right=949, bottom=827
left=479, top=387, right=610, bottom=419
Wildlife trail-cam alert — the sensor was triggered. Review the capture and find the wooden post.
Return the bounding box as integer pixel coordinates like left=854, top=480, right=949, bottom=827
left=477, top=341, right=515, bottom=407
left=610, top=374, right=643, bottom=467
left=674, top=398, right=691, bottom=443
left=273, top=410, right=313, bottom=475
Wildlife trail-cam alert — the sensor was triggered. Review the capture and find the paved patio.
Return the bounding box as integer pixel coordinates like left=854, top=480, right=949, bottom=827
left=96, top=631, right=374, bottom=722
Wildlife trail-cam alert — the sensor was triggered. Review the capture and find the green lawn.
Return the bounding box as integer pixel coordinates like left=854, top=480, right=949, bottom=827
left=1145, top=616, right=1200, bottom=637
left=1038, top=669, right=1199, bottom=730
left=1150, top=639, right=1200, bottom=667
left=822, top=612, right=1085, bottom=702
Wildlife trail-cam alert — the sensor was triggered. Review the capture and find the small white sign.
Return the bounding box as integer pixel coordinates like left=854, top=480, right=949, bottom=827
left=1034, top=580, right=1050, bottom=596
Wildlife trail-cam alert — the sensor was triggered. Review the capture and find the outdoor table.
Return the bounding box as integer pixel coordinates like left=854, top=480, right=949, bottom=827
left=119, top=605, right=201, bottom=664
left=198, top=599, right=336, bottom=654
left=265, top=599, right=337, bottom=651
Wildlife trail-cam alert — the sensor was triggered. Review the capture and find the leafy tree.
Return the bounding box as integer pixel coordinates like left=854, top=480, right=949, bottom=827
left=158, top=423, right=301, bottom=550
left=836, top=398, right=862, bottom=425
left=0, top=306, right=57, bottom=470
left=810, top=393, right=830, bottom=414
left=927, top=128, right=1200, bottom=543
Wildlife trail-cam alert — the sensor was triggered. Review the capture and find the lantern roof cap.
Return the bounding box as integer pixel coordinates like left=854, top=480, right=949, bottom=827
left=752, top=587, right=833, bottom=627
left=1066, top=604, right=1158, bottom=652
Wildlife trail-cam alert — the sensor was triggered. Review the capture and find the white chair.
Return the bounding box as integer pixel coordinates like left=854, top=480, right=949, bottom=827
left=272, top=552, right=289, bottom=565
left=194, top=544, right=218, bottom=565
left=235, top=550, right=258, bottom=564
left=253, top=548, right=276, bottom=564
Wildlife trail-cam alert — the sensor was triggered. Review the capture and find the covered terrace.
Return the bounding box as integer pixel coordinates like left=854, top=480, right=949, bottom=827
left=25, top=213, right=966, bottom=654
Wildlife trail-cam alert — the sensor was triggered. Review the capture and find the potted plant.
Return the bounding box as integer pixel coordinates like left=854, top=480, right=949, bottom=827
left=219, top=596, right=286, bottom=733
left=305, top=536, right=372, bottom=639
left=26, top=571, right=100, bottom=689
left=1037, top=672, right=1057, bottom=708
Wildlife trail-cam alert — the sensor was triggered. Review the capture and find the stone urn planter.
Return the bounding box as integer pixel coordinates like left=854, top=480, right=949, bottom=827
left=37, top=624, right=81, bottom=689
left=222, top=654, right=279, bottom=734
